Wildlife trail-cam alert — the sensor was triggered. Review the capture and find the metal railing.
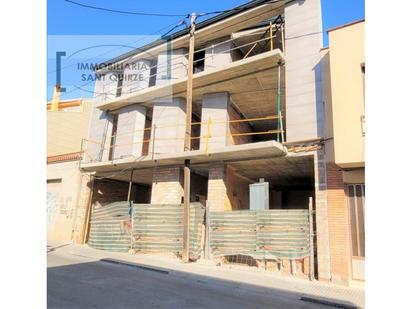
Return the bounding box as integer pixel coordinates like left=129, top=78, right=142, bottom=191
left=95, top=22, right=285, bottom=102
left=79, top=114, right=285, bottom=165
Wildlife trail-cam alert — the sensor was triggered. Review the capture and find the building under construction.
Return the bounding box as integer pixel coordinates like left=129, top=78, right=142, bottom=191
left=71, top=0, right=365, bottom=286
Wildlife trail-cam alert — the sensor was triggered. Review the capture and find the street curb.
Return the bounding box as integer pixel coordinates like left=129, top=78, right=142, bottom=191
left=100, top=258, right=169, bottom=275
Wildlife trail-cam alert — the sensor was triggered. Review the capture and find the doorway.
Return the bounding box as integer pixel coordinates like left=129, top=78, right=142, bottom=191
left=347, top=184, right=365, bottom=281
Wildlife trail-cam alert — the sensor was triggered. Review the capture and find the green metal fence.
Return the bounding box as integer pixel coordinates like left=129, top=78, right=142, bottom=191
left=88, top=201, right=131, bottom=252
left=88, top=202, right=205, bottom=259
left=209, top=209, right=310, bottom=260
left=133, top=203, right=205, bottom=259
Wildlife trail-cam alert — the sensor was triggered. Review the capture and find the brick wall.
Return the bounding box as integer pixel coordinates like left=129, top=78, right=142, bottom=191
left=207, top=164, right=227, bottom=211
left=326, top=162, right=351, bottom=284
left=314, top=149, right=332, bottom=281
left=226, top=167, right=250, bottom=210
left=151, top=167, right=183, bottom=204
left=228, top=104, right=252, bottom=145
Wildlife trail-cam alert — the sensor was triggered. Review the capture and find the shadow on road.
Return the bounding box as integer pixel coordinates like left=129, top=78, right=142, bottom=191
left=47, top=258, right=359, bottom=309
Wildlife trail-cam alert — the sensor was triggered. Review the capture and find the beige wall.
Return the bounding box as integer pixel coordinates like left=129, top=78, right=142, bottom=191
left=324, top=21, right=365, bottom=168
left=47, top=161, right=83, bottom=242
left=47, top=100, right=92, bottom=157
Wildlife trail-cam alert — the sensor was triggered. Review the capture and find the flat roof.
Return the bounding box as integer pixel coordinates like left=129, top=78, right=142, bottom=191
left=326, top=19, right=365, bottom=33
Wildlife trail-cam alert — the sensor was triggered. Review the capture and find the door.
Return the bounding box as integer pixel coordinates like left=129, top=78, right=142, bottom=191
left=347, top=184, right=365, bottom=281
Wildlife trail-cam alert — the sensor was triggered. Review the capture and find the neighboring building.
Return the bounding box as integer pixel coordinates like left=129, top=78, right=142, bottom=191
left=321, top=19, right=365, bottom=284
left=47, top=89, right=92, bottom=243
left=72, top=0, right=364, bottom=285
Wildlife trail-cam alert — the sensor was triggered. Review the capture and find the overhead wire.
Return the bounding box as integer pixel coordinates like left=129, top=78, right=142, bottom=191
left=63, top=0, right=188, bottom=17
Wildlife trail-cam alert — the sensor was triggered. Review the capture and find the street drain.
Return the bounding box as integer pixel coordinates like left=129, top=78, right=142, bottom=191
left=100, top=258, right=169, bottom=275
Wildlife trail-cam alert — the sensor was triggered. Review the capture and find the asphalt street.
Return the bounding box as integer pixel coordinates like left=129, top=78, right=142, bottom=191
left=47, top=249, right=329, bottom=309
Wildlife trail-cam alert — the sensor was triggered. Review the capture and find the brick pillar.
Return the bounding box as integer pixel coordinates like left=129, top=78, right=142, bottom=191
left=314, top=149, right=332, bottom=281
left=327, top=162, right=351, bottom=284
left=151, top=167, right=183, bottom=204
left=207, top=164, right=228, bottom=212
left=72, top=173, right=93, bottom=244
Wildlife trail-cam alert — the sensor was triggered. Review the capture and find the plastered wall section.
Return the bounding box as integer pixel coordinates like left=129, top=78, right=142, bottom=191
left=47, top=101, right=92, bottom=157
left=47, top=161, right=83, bottom=242
left=328, top=22, right=365, bottom=168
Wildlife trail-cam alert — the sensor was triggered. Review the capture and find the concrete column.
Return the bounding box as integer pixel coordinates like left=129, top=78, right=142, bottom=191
left=113, top=105, right=147, bottom=159
left=204, top=39, right=232, bottom=71
left=72, top=173, right=93, bottom=244
left=207, top=164, right=228, bottom=212
left=284, top=0, right=324, bottom=142
left=150, top=97, right=186, bottom=155
left=200, top=92, right=229, bottom=151
left=151, top=167, right=183, bottom=204
left=155, top=48, right=188, bottom=86
left=313, top=148, right=332, bottom=281
left=96, top=71, right=120, bottom=102
left=85, top=102, right=113, bottom=163
left=122, top=59, right=151, bottom=95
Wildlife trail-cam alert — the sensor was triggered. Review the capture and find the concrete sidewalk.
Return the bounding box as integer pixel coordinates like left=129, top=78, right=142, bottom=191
left=47, top=242, right=364, bottom=308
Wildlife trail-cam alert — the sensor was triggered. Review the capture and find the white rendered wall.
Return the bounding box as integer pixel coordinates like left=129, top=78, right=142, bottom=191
left=113, top=105, right=147, bottom=159
left=285, top=0, right=324, bottom=142
left=150, top=97, right=186, bottom=155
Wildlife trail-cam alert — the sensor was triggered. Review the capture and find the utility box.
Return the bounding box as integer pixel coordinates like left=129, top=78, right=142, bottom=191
left=249, top=180, right=269, bottom=210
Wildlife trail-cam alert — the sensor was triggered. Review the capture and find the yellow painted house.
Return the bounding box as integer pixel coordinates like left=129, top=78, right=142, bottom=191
left=321, top=19, right=365, bottom=284
left=47, top=87, right=92, bottom=242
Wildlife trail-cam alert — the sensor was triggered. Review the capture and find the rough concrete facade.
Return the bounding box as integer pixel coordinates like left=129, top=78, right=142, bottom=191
left=121, top=59, right=151, bottom=95
left=85, top=104, right=113, bottom=163
left=155, top=48, right=188, bottom=86
left=150, top=98, right=186, bottom=154
left=151, top=167, right=183, bottom=204
left=205, top=39, right=232, bottom=71
left=284, top=0, right=324, bottom=142
left=113, top=105, right=147, bottom=159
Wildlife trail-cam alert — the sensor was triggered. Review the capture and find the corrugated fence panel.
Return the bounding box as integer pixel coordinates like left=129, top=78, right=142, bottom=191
left=88, top=202, right=205, bottom=259
left=88, top=202, right=131, bottom=252
left=133, top=203, right=205, bottom=259
left=210, top=209, right=310, bottom=260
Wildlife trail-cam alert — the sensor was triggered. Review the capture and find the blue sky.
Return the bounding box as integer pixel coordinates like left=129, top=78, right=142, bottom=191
left=47, top=0, right=364, bottom=100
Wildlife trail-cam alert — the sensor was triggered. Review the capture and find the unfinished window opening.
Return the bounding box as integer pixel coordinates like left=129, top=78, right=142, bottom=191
left=142, top=107, right=152, bottom=156
left=108, top=113, right=119, bottom=161
left=190, top=171, right=208, bottom=205
left=193, top=49, right=205, bottom=73
left=191, top=112, right=201, bottom=151
left=148, top=59, right=157, bottom=87
left=115, top=72, right=123, bottom=97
